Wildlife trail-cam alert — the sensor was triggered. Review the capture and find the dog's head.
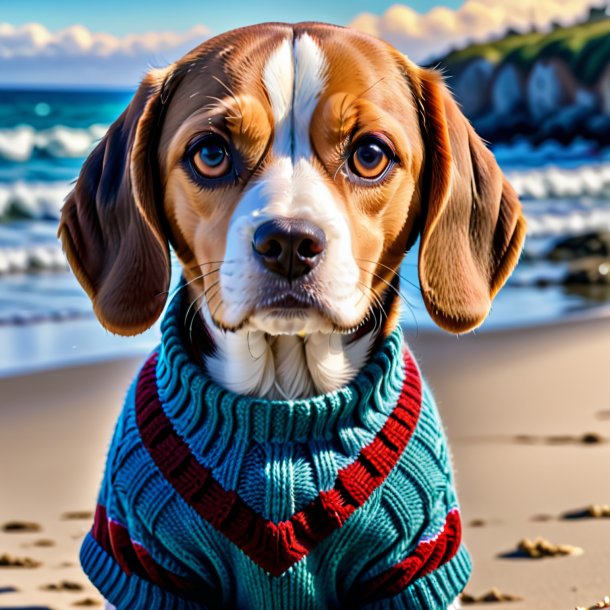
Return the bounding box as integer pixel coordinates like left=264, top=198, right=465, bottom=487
left=59, top=22, right=525, bottom=340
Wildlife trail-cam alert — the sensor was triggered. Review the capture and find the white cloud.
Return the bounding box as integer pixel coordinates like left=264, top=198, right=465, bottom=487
left=349, top=1, right=604, bottom=63
left=0, top=22, right=211, bottom=86
left=0, top=22, right=210, bottom=58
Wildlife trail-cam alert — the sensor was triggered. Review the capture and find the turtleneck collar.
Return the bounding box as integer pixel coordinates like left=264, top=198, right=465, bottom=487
left=155, top=290, right=410, bottom=444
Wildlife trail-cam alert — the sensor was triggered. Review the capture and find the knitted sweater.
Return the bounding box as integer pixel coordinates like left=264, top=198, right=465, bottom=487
left=81, top=294, right=471, bottom=609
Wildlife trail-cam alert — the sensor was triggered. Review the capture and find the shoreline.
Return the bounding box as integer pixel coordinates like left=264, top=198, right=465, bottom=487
left=0, top=303, right=608, bottom=379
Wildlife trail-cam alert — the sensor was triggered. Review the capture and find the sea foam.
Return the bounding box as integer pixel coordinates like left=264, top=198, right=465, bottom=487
left=0, top=124, right=107, bottom=161
left=0, top=244, right=67, bottom=275
left=0, top=181, right=71, bottom=220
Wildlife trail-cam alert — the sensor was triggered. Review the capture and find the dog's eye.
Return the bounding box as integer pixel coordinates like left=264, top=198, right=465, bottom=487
left=349, top=137, right=394, bottom=181
left=191, top=135, right=232, bottom=178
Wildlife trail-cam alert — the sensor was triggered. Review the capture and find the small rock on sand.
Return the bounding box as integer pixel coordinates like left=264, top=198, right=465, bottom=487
left=580, top=433, right=604, bottom=444
left=0, top=553, right=42, bottom=567
left=41, top=580, right=84, bottom=592
left=531, top=513, right=554, bottom=522
left=1, top=521, right=42, bottom=533
left=462, top=587, right=522, bottom=603
left=61, top=511, right=94, bottom=521
left=563, top=505, right=610, bottom=520
left=575, top=595, right=610, bottom=609
left=0, top=586, right=19, bottom=593
left=32, top=539, right=56, bottom=547
left=517, top=537, right=583, bottom=558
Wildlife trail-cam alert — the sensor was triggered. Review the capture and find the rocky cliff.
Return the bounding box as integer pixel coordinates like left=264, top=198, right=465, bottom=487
left=433, top=7, right=610, bottom=146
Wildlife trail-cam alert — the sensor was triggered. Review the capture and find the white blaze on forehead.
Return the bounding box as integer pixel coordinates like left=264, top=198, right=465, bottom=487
left=263, top=33, right=328, bottom=159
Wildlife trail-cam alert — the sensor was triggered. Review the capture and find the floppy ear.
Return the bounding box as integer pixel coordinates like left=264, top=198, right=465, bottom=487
left=59, top=68, right=173, bottom=336
left=414, top=68, right=526, bottom=333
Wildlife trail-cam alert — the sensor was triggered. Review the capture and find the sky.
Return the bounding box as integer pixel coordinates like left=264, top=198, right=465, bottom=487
left=0, top=0, right=460, bottom=35
left=0, top=0, right=603, bottom=87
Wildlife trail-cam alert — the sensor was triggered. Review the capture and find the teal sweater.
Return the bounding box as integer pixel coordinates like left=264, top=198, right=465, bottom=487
left=81, top=293, right=471, bottom=609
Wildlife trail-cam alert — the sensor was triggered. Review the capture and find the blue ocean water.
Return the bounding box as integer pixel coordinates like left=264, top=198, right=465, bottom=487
left=0, top=87, right=608, bottom=373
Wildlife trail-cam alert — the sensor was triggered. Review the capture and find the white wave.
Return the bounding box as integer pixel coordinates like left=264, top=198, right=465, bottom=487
left=0, top=181, right=71, bottom=220
left=524, top=208, right=610, bottom=238
left=0, top=124, right=107, bottom=161
left=507, top=163, right=610, bottom=200
left=0, top=243, right=67, bottom=275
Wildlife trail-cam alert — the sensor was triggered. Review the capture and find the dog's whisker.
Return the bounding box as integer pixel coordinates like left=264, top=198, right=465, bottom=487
left=364, top=283, right=388, bottom=323
left=187, top=260, right=225, bottom=271
left=204, top=95, right=235, bottom=115
left=184, top=287, right=204, bottom=325
left=156, top=269, right=218, bottom=301
left=359, top=267, right=420, bottom=334
left=357, top=266, right=409, bottom=308
left=246, top=331, right=267, bottom=361
left=339, top=77, right=386, bottom=125
left=357, top=281, right=387, bottom=334
left=210, top=75, right=244, bottom=131
left=188, top=258, right=244, bottom=271
left=356, top=261, right=420, bottom=311
left=186, top=280, right=222, bottom=341
left=169, top=270, right=221, bottom=307
left=355, top=257, right=423, bottom=295
left=211, top=292, right=225, bottom=323
left=333, top=158, right=348, bottom=182
left=183, top=279, right=220, bottom=330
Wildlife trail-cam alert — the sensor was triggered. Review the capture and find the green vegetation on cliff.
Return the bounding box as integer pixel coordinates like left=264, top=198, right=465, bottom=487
left=437, top=16, right=610, bottom=85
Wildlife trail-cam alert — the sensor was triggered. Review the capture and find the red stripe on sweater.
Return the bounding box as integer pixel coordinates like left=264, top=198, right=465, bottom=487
left=135, top=350, right=422, bottom=576
left=351, top=508, right=462, bottom=604
left=90, top=504, right=204, bottom=600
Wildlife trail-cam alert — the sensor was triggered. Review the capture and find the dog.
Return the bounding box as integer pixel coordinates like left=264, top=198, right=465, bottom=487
left=59, top=22, right=525, bottom=610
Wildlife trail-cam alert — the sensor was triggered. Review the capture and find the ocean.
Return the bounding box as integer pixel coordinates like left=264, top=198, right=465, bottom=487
left=1, top=88, right=609, bottom=373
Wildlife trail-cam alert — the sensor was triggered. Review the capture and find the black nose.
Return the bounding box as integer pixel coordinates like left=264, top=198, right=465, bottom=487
left=252, top=218, right=326, bottom=281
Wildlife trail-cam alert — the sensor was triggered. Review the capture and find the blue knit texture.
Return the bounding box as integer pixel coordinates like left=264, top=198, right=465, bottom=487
left=81, top=293, right=471, bottom=609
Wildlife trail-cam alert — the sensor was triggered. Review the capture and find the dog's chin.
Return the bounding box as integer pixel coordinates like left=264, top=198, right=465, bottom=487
left=207, top=287, right=373, bottom=336
left=248, top=307, right=333, bottom=335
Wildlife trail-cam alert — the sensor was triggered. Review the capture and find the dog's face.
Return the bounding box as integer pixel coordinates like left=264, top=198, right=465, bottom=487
left=159, top=27, right=425, bottom=336
left=59, top=23, right=525, bottom=339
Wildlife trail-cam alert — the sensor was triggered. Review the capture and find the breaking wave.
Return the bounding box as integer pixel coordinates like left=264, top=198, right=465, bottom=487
left=506, top=163, right=610, bottom=200
left=0, top=243, right=67, bottom=275
left=0, top=181, right=70, bottom=220
left=0, top=124, right=107, bottom=162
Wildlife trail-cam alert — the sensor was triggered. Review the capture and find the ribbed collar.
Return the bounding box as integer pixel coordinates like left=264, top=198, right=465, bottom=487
left=155, top=290, right=408, bottom=444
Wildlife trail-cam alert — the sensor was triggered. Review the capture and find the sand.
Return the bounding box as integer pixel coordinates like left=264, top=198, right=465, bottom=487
left=0, top=316, right=609, bottom=609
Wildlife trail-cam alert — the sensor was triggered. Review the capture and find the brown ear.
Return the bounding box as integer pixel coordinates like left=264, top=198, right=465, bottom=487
left=58, top=69, right=173, bottom=335
left=414, top=68, right=526, bottom=333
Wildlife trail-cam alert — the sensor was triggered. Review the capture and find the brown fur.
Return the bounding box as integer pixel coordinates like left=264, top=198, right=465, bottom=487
left=59, top=22, right=525, bottom=339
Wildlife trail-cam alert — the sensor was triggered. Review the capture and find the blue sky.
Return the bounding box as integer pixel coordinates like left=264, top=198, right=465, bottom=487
left=0, top=0, right=597, bottom=86
left=0, top=0, right=462, bottom=34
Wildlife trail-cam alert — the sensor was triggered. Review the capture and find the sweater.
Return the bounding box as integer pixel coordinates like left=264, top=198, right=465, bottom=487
left=80, top=292, right=471, bottom=609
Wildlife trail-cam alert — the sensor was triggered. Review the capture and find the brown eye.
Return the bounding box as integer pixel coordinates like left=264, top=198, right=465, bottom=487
left=191, top=135, right=232, bottom=178
left=349, top=137, right=393, bottom=180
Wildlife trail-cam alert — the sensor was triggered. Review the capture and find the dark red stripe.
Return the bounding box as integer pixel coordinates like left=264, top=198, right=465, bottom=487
left=134, top=349, right=422, bottom=576
left=351, top=508, right=462, bottom=604
left=90, top=504, right=203, bottom=600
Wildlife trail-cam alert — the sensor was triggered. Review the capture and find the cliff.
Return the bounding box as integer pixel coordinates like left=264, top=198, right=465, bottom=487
left=432, top=7, right=610, bottom=146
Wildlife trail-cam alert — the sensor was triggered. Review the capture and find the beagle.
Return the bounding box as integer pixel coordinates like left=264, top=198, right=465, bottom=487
left=59, top=22, right=525, bottom=610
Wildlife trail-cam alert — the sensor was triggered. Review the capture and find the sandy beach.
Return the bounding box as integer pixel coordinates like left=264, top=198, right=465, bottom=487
left=1, top=315, right=609, bottom=609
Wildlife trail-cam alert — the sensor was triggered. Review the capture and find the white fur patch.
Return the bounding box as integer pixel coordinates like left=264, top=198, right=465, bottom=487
left=263, top=33, right=328, bottom=159
left=263, top=38, right=294, bottom=155
left=203, top=300, right=374, bottom=399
